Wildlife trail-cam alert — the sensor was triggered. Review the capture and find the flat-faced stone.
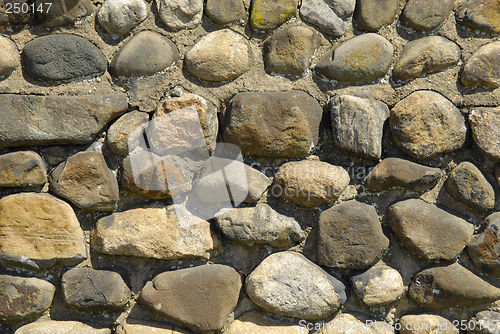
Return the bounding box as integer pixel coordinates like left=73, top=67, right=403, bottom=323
left=272, top=160, right=350, bottom=207
left=250, top=0, right=297, bottom=31
left=354, top=0, right=398, bottom=31
left=34, top=0, right=94, bottom=28
left=97, top=0, right=148, bottom=35
left=390, top=91, right=467, bottom=160
left=468, top=311, right=500, bottom=334
left=317, top=200, right=389, bottom=269
left=0, top=94, right=128, bottom=148
left=0, top=275, right=55, bottom=321
left=315, top=313, right=395, bottom=334
left=115, top=319, right=191, bottom=334
left=139, top=265, right=241, bottom=332
left=225, top=311, right=308, bottom=334
left=362, top=158, right=441, bottom=192
left=223, top=91, right=323, bottom=157
left=399, top=315, right=457, bottom=334
left=461, top=42, right=500, bottom=88
left=300, top=0, right=355, bottom=36
left=107, top=111, right=149, bottom=156
left=0, top=0, right=31, bottom=28
left=156, top=0, right=203, bottom=30
left=206, top=0, right=246, bottom=25
left=110, top=31, right=179, bottom=78
left=185, top=29, right=252, bottom=82
left=0, top=193, right=87, bottom=269
left=408, top=262, right=500, bottom=308
left=457, top=0, right=500, bottom=34
left=246, top=251, right=346, bottom=319
left=0, top=36, right=19, bottom=77
left=0, top=151, right=47, bottom=188
left=393, top=36, right=461, bottom=83
left=401, top=0, right=454, bottom=31
left=316, top=33, right=393, bottom=82
left=14, top=321, right=111, bottom=334
left=469, top=106, right=500, bottom=161
left=330, top=95, right=390, bottom=159
left=468, top=212, right=500, bottom=277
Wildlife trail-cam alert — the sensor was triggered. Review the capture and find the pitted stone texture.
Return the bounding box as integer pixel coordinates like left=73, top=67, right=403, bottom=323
left=468, top=311, right=500, bottom=334
left=354, top=0, right=398, bottom=31
left=461, top=42, right=500, bottom=88
left=107, top=111, right=149, bottom=156
left=0, top=193, right=87, bottom=269
left=0, top=0, right=31, bottom=28
left=401, top=0, right=454, bottom=31
left=273, top=160, right=350, bottom=207
left=315, top=313, right=395, bottom=334
left=446, top=162, right=495, bottom=212
left=14, top=321, right=111, bottom=334
left=390, top=91, right=467, bottom=160
left=186, top=29, right=252, bottom=82
left=469, top=106, right=500, bottom=161
left=316, top=33, right=393, bottom=82
left=317, top=200, right=389, bottom=269
left=22, top=34, right=106, bottom=82
left=206, top=0, right=246, bottom=25
left=457, top=0, right=500, bottom=34
left=408, top=262, right=500, bottom=308
left=0, top=36, right=19, bottom=77
left=156, top=0, right=203, bottom=30
left=34, top=0, right=94, bottom=28
left=330, top=95, right=390, bottom=159
left=116, top=319, right=191, bottom=334
left=399, top=315, right=457, bottom=334
left=246, top=251, right=346, bottom=319
left=223, top=91, right=323, bottom=157
left=0, top=94, right=128, bottom=148
left=250, top=0, right=297, bottom=31
left=139, top=265, right=241, bottom=332
left=225, top=311, right=308, bottom=334
left=468, top=212, right=500, bottom=277
left=388, top=199, right=474, bottom=260
left=393, top=36, right=461, bottom=83
left=0, top=151, right=47, bottom=188
left=97, top=0, right=148, bottom=35
left=300, top=0, right=355, bottom=36
left=110, top=31, right=179, bottom=78
left=362, top=158, right=441, bottom=192
left=0, top=275, right=55, bottom=320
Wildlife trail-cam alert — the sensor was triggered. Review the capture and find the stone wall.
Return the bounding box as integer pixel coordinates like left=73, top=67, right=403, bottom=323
left=1, top=0, right=500, bottom=333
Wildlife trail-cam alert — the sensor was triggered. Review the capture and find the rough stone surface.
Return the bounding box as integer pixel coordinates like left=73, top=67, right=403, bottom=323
left=401, top=0, right=454, bottom=31
left=205, top=0, right=246, bottom=25
left=393, top=36, right=461, bottom=83
left=315, top=313, right=395, bottom=334
left=185, top=29, right=252, bottom=82
left=399, top=314, right=457, bottom=334
left=97, top=0, right=148, bottom=35
left=0, top=36, right=19, bottom=77
left=467, top=212, right=500, bottom=277
left=110, top=31, right=179, bottom=78
left=469, top=106, right=500, bottom=161
left=115, top=319, right=191, bottom=334
left=300, top=0, right=355, bottom=36
left=246, top=251, right=347, bottom=319
left=273, top=160, right=350, bottom=207
left=354, top=0, right=398, bottom=31
left=0, top=275, right=55, bottom=320
left=50, top=152, right=119, bottom=211
left=457, top=0, right=500, bottom=34
left=330, top=95, right=390, bottom=159
left=316, top=33, right=393, bottom=82
left=223, top=91, right=323, bottom=157
left=0, top=94, right=128, bottom=148
left=388, top=199, right=474, bottom=260
left=225, top=311, right=308, bottom=334
left=0, top=193, right=87, bottom=269
left=107, top=111, right=149, bottom=156
left=156, top=0, right=203, bottom=30
left=14, top=321, right=111, bottom=334
left=468, top=311, right=500, bottom=334
left=0, top=151, right=47, bottom=188
left=408, top=262, right=500, bottom=308
left=139, top=265, right=241, bottom=332
left=62, top=268, right=131, bottom=309
left=0, top=0, right=31, bottom=28
left=461, top=42, right=500, bottom=88
left=250, top=0, right=297, bottom=31
left=317, top=200, right=389, bottom=269
left=362, top=158, right=441, bottom=192
left=446, top=161, right=495, bottom=212
left=390, top=91, right=467, bottom=160
left=34, top=0, right=94, bottom=28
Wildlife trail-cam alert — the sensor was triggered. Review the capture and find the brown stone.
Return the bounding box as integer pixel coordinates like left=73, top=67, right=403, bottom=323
left=115, top=319, right=191, bottom=334
left=400, top=0, right=454, bottom=31
left=14, top=320, right=111, bottom=334
left=0, top=151, right=47, bottom=188
left=0, top=36, right=20, bottom=77
left=461, top=42, right=500, bottom=88
left=316, top=313, right=394, bottom=334
left=468, top=212, right=500, bottom=277
left=457, top=0, right=500, bottom=34
left=469, top=106, right=500, bottom=161
left=107, top=111, right=149, bottom=156
left=34, top=0, right=94, bottom=28
left=354, top=0, right=399, bottom=31
left=225, top=311, right=308, bottom=334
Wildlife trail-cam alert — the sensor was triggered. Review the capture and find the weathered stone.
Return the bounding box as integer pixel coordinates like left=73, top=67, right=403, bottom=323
left=408, top=262, right=500, bottom=308
left=110, top=31, right=179, bottom=78
left=185, top=29, right=252, bottom=82
left=41, top=146, right=82, bottom=166
left=354, top=0, right=398, bottom=31
left=0, top=36, right=19, bottom=77
left=92, top=205, right=218, bottom=260
left=263, top=25, right=321, bottom=76
left=457, top=0, right=500, bottom=34
left=250, top=0, right=297, bottom=31
left=97, top=0, right=148, bottom=35
left=446, top=162, right=495, bottom=212
left=315, top=313, right=395, bottom=334
left=156, top=0, right=203, bottom=30
left=246, top=251, right=346, bottom=319
left=139, top=265, right=241, bottom=332
left=62, top=268, right=131, bottom=309
left=107, top=111, right=149, bottom=156
left=34, top=0, right=94, bottom=28
left=272, top=160, right=350, bottom=207
left=0, top=193, right=87, bottom=269
left=350, top=265, right=405, bottom=307
left=461, top=42, right=500, bottom=88
left=50, top=152, right=119, bottom=211
left=401, top=0, right=454, bottom=31
left=14, top=321, right=111, bottom=334
left=0, top=275, right=55, bottom=320
left=206, top=0, right=246, bottom=25
left=330, top=95, right=390, bottom=159
left=388, top=199, right=474, bottom=260
left=469, top=106, right=500, bottom=161
left=0, top=94, right=128, bottom=147
left=116, top=319, right=191, bottom=334
left=399, top=314, right=457, bottom=334
left=316, top=33, right=393, bottom=82
left=467, top=212, right=500, bottom=277
left=362, top=158, right=441, bottom=192
left=223, top=91, right=323, bottom=157
left=317, top=200, right=389, bottom=269
left=225, top=311, right=308, bottom=334
left=300, top=0, right=355, bottom=36
left=22, top=34, right=106, bottom=82
left=390, top=91, right=467, bottom=160
left=0, top=0, right=31, bottom=28
left=393, top=36, right=461, bottom=83
left=0, top=151, right=47, bottom=188
left=468, top=311, right=500, bottom=334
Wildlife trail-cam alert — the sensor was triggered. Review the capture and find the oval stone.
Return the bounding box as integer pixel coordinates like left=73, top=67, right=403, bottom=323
left=457, top=0, right=500, bottom=34
left=97, top=0, right=148, bottom=35
left=401, top=0, right=454, bottom=31
left=461, top=42, right=500, bottom=88
left=354, top=0, right=399, bottom=31
left=250, top=0, right=297, bottom=32
left=156, top=0, right=203, bottom=30
left=0, top=36, right=19, bottom=77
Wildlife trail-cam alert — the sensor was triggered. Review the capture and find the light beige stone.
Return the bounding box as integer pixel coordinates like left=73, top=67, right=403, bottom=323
left=315, top=313, right=394, bottom=333
left=225, top=311, right=308, bottom=334
left=14, top=320, right=110, bottom=334
left=115, top=319, right=191, bottom=334
left=399, top=314, right=457, bottom=334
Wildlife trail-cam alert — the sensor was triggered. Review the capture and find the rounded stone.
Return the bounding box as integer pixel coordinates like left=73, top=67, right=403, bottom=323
left=468, top=213, right=500, bottom=277
left=0, top=151, right=47, bottom=188
left=186, top=29, right=252, bottom=81
left=97, top=0, right=149, bottom=35
left=354, top=0, right=399, bottom=31
left=457, top=0, right=500, bottom=34
left=469, top=106, right=500, bottom=161
left=0, top=36, right=19, bottom=77
left=461, top=42, right=500, bottom=88
left=107, top=111, right=149, bottom=156
left=300, top=0, right=355, bottom=36
left=156, top=0, right=203, bottom=30
left=206, top=0, right=246, bottom=25
left=250, top=0, right=297, bottom=32
left=401, top=0, right=454, bottom=31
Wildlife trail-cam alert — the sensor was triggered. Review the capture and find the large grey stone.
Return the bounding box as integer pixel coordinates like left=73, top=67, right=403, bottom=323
left=0, top=151, right=47, bottom=188
left=461, top=42, right=500, bottom=88
left=468, top=212, right=500, bottom=277
left=97, top=0, right=148, bottom=35
left=354, top=0, right=398, bottom=31
left=300, top=0, right=355, bottom=36
left=14, top=321, right=110, bottom=334
left=469, top=106, right=500, bottom=161
left=457, top=0, right=500, bottom=34
left=401, top=0, right=454, bottom=31
left=399, top=315, right=457, bottom=334
left=156, top=0, right=203, bottom=30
